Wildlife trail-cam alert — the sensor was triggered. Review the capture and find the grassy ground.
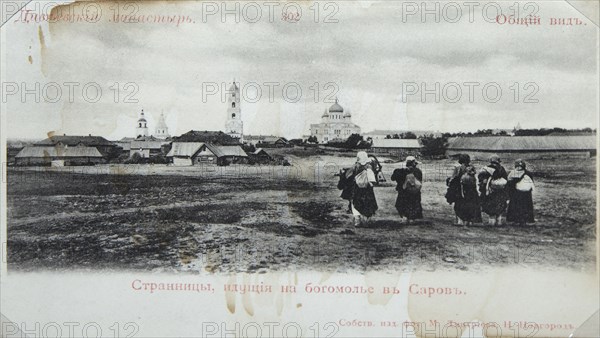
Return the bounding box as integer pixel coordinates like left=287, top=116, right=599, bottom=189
left=6, top=157, right=597, bottom=273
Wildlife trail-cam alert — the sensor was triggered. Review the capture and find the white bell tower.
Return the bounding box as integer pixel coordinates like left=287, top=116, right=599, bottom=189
left=136, top=109, right=149, bottom=138
left=225, top=80, right=243, bottom=142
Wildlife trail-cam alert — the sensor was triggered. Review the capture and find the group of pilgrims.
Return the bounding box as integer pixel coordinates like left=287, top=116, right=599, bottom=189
left=337, top=151, right=535, bottom=227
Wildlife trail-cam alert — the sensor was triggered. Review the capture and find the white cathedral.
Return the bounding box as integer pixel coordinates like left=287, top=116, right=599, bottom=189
left=309, top=99, right=361, bottom=143
left=225, top=80, right=243, bottom=142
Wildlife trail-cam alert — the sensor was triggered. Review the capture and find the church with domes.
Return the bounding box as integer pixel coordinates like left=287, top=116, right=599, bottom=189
left=309, top=99, right=361, bottom=143
left=135, top=109, right=170, bottom=139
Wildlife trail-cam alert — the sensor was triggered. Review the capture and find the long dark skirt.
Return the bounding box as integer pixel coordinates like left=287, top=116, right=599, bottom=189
left=395, top=191, right=423, bottom=220
left=481, top=190, right=508, bottom=216
left=507, top=191, right=534, bottom=224
left=454, top=188, right=482, bottom=222
left=353, top=186, right=378, bottom=217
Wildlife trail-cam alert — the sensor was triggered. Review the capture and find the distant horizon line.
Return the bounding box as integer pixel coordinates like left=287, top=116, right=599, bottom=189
left=5, top=127, right=598, bottom=142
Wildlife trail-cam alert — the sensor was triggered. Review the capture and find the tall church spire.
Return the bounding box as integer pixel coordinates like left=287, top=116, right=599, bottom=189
left=225, top=79, right=243, bottom=142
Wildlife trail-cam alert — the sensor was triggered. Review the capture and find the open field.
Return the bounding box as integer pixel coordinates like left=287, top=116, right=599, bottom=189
left=6, top=156, right=597, bottom=273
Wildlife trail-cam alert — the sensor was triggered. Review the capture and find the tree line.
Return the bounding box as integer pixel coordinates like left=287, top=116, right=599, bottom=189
left=442, top=127, right=596, bottom=138
left=291, top=128, right=596, bottom=159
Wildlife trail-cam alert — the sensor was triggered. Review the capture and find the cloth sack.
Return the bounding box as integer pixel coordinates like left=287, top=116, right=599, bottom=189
left=489, top=177, right=507, bottom=190
left=355, top=166, right=375, bottom=188
left=402, top=173, right=422, bottom=193
left=516, top=174, right=534, bottom=192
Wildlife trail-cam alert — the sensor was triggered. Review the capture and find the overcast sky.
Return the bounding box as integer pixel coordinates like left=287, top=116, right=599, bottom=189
left=2, top=0, right=598, bottom=140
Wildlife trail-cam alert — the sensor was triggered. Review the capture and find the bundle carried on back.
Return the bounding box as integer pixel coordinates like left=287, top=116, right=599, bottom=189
left=403, top=172, right=422, bottom=194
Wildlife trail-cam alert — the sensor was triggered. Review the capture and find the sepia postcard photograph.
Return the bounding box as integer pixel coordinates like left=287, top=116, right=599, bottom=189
left=1, top=0, right=599, bottom=337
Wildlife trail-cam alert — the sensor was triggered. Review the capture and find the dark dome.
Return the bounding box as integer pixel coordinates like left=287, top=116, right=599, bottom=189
left=329, top=102, right=344, bottom=113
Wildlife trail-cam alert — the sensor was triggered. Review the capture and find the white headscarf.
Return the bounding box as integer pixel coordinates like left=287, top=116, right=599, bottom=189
left=356, top=151, right=370, bottom=165
left=405, top=156, right=418, bottom=167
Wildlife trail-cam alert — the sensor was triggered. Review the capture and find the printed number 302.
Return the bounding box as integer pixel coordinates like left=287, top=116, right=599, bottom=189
left=282, top=11, right=301, bottom=22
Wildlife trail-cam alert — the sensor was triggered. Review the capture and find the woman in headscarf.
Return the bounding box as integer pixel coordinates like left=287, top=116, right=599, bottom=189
left=446, top=154, right=481, bottom=225
left=507, top=159, right=535, bottom=225
left=477, top=155, right=508, bottom=226
left=345, top=151, right=378, bottom=226
left=391, top=156, right=423, bottom=224
left=456, top=164, right=482, bottom=225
